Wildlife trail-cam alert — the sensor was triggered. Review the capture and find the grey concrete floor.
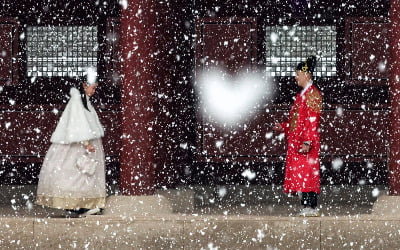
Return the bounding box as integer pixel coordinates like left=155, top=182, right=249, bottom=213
left=0, top=199, right=373, bottom=218
left=0, top=184, right=381, bottom=218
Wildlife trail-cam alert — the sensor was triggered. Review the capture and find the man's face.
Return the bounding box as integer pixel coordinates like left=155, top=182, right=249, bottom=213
left=295, top=70, right=310, bottom=87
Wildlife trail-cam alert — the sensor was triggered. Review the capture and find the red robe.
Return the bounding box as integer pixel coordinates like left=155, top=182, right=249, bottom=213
left=281, top=84, right=322, bottom=194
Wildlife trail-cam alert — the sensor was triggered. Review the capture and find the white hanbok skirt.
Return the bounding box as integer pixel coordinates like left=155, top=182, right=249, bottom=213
left=36, top=138, right=106, bottom=209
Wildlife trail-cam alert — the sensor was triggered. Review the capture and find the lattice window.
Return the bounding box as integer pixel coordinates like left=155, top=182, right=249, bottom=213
left=265, top=26, right=337, bottom=77
left=26, top=26, right=98, bottom=78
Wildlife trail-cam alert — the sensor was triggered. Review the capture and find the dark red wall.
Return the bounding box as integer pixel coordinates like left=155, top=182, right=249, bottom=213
left=0, top=0, right=392, bottom=188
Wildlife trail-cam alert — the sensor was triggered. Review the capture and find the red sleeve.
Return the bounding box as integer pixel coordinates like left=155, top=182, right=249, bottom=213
left=301, top=88, right=322, bottom=143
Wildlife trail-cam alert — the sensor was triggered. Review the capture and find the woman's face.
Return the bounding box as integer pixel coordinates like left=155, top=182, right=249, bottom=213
left=83, top=82, right=98, bottom=97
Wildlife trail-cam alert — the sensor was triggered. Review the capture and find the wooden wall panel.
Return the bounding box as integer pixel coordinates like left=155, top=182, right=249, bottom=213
left=345, top=17, right=390, bottom=84
left=103, top=18, right=121, bottom=85
left=0, top=108, right=120, bottom=158
left=0, top=24, right=13, bottom=82
left=201, top=23, right=254, bottom=72
left=99, top=111, right=121, bottom=157
left=195, top=17, right=259, bottom=162
left=200, top=110, right=286, bottom=158
left=196, top=17, right=257, bottom=72
left=321, top=109, right=389, bottom=157
left=0, top=108, right=120, bottom=185
left=0, top=18, right=18, bottom=86
left=0, top=111, right=58, bottom=156
left=198, top=108, right=389, bottom=161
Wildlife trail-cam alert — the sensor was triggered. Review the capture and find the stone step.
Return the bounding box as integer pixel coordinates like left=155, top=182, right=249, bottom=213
left=1, top=211, right=400, bottom=249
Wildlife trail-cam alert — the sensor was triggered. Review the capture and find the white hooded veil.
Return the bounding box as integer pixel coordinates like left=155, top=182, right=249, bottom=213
left=50, top=87, right=104, bottom=144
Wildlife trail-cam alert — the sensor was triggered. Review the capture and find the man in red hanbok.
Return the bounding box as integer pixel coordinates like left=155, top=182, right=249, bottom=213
left=274, top=56, right=322, bottom=217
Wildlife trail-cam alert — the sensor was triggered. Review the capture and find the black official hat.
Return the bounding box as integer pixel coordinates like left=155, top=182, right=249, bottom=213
left=296, top=56, right=317, bottom=74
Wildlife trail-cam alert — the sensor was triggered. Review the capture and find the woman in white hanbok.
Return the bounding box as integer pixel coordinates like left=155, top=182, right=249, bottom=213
left=36, top=82, right=106, bottom=217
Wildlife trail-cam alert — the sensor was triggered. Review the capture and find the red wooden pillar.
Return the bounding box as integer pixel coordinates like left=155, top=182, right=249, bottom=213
left=119, top=1, right=156, bottom=195
left=389, top=0, right=400, bottom=195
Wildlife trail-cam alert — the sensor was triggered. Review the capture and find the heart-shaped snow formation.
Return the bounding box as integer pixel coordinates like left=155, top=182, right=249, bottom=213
left=197, top=68, right=274, bottom=127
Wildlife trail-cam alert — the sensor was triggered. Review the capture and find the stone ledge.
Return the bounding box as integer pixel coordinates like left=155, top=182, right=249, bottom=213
left=155, top=188, right=195, bottom=213
left=1, top=215, right=400, bottom=249
left=103, top=195, right=173, bottom=217
left=372, top=195, right=400, bottom=217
